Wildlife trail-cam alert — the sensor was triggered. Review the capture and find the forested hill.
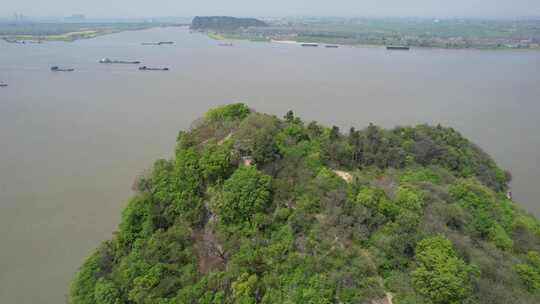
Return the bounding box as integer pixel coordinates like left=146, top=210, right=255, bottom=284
left=190, top=16, right=268, bottom=30
left=71, top=103, right=540, bottom=304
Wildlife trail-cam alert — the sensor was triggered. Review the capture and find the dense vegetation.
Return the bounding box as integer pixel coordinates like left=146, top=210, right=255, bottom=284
left=71, top=103, right=540, bottom=304
left=191, top=17, right=268, bottom=31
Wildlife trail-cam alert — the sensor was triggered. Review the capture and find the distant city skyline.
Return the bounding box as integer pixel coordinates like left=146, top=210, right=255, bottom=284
left=2, top=0, right=540, bottom=19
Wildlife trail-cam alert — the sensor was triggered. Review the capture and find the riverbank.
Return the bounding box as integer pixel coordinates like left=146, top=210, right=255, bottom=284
left=206, top=31, right=270, bottom=43
left=0, top=22, right=178, bottom=43
left=3, top=30, right=99, bottom=42
left=205, top=30, right=540, bottom=51
left=200, top=16, right=540, bottom=51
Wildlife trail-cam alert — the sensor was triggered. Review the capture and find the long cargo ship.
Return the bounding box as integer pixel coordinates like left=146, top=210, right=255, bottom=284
left=0, top=83, right=7, bottom=87
left=99, top=58, right=141, bottom=64
left=141, top=41, right=174, bottom=46
left=139, top=66, right=169, bottom=71
left=301, top=43, right=319, bottom=47
left=386, top=45, right=410, bottom=50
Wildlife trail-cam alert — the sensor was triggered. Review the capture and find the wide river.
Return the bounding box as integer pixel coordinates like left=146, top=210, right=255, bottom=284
left=1, top=26, right=539, bottom=303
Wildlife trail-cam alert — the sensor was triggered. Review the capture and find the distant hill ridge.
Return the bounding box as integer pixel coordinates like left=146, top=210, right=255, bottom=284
left=191, top=16, right=268, bottom=30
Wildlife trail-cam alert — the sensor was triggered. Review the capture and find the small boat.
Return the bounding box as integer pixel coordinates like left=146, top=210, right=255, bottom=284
left=99, top=58, right=141, bottom=64
left=325, top=45, right=339, bottom=48
left=50, top=66, right=74, bottom=72
left=386, top=46, right=410, bottom=50
left=139, top=66, right=169, bottom=71
left=0, top=83, right=7, bottom=87
left=301, top=43, right=319, bottom=47
left=218, top=42, right=233, bottom=47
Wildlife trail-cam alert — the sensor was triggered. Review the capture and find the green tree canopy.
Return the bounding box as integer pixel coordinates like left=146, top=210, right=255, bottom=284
left=212, top=166, right=272, bottom=226
left=412, top=235, right=477, bottom=304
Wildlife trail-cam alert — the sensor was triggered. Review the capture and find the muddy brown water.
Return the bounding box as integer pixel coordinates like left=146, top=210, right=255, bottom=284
left=1, top=26, right=539, bottom=303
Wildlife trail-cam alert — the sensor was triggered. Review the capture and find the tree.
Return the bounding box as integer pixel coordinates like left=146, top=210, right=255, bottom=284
left=284, top=110, right=294, bottom=123
left=307, top=121, right=322, bottom=139
left=356, top=187, right=398, bottom=219
left=94, top=278, right=121, bottom=304
left=232, top=273, right=258, bottom=304
left=118, top=196, right=151, bottom=249
left=252, top=129, right=281, bottom=166
left=234, top=113, right=281, bottom=166
left=412, top=235, right=477, bottom=304
left=366, top=123, right=381, bottom=148
left=70, top=242, right=117, bottom=304
left=395, top=186, right=424, bottom=212
left=515, top=251, right=540, bottom=291
left=212, top=166, right=272, bottom=225
left=330, top=126, right=340, bottom=141
left=413, top=137, right=446, bottom=166
left=176, top=130, right=197, bottom=150
left=199, top=141, right=234, bottom=184
left=348, top=127, right=361, bottom=165
left=205, top=103, right=250, bottom=122
left=321, top=126, right=351, bottom=167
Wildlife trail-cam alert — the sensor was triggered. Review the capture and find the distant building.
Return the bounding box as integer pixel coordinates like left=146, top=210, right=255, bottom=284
left=519, top=39, right=532, bottom=48
left=13, top=13, right=25, bottom=21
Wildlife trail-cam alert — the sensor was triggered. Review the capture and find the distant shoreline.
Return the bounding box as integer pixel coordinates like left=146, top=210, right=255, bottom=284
left=204, top=31, right=540, bottom=51
left=0, top=23, right=187, bottom=43
left=199, top=16, right=540, bottom=51
left=3, top=23, right=539, bottom=52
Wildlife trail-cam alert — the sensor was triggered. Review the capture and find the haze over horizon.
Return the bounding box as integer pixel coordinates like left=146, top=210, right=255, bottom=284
left=2, top=0, right=540, bottom=19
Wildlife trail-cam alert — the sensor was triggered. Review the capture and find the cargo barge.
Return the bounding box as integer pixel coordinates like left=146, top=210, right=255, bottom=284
left=99, top=58, right=141, bottom=64
left=386, top=46, right=410, bottom=50
left=50, top=66, right=74, bottom=72
left=141, top=41, right=174, bottom=46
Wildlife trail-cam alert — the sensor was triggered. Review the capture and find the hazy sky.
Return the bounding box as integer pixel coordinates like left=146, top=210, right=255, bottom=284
left=2, top=0, right=540, bottom=18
